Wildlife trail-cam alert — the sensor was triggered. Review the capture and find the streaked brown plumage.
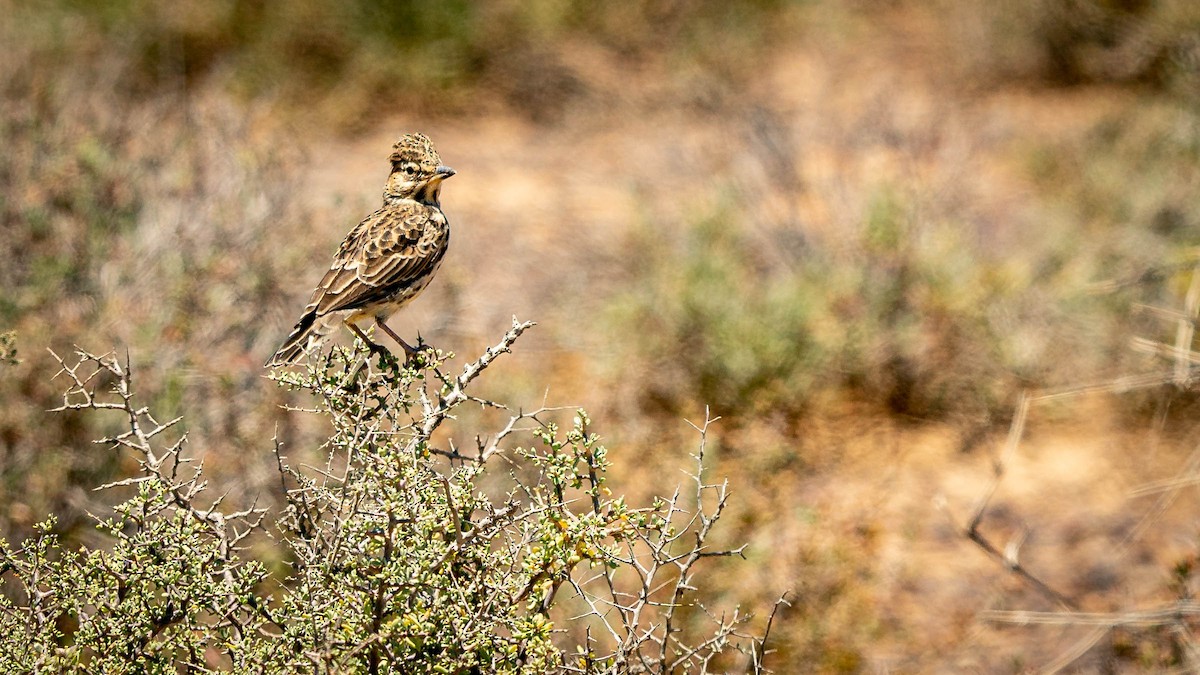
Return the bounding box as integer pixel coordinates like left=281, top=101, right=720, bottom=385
left=266, top=133, right=454, bottom=367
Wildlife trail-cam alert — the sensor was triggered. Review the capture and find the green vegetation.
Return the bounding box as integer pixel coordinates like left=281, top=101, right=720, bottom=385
left=0, top=333, right=16, bottom=366
left=953, top=0, right=1200, bottom=95
left=606, top=182, right=1155, bottom=425
left=10, top=0, right=799, bottom=125
left=0, top=334, right=778, bottom=672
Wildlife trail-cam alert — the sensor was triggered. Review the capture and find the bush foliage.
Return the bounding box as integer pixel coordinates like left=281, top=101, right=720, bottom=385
left=0, top=323, right=781, bottom=673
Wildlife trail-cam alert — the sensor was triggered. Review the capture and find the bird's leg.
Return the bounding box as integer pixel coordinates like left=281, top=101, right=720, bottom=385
left=374, top=318, right=419, bottom=360
left=345, top=320, right=392, bottom=360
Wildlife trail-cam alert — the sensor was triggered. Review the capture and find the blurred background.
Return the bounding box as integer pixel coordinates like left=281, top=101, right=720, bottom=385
left=4, top=0, right=1200, bottom=670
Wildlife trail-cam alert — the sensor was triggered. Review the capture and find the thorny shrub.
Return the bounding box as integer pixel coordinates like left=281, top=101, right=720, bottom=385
left=0, top=320, right=782, bottom=673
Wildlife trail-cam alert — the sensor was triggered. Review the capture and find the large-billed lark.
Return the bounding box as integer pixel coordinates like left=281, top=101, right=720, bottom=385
left=266, top=133, right=454, bottom=367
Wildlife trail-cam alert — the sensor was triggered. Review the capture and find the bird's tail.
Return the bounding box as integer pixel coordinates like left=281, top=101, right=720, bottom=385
left=265, top=311, right=323, bottom=367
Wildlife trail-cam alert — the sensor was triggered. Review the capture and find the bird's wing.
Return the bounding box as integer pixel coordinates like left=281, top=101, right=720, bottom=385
left=304, top=202, right=447, bottom=316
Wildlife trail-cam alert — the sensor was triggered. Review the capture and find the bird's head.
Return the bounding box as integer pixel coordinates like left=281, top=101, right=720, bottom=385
left=385, top=133, right=455, bottom=205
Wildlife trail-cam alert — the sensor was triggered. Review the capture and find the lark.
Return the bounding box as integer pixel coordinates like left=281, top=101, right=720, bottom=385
left=266, top=133, right=455, bottom=367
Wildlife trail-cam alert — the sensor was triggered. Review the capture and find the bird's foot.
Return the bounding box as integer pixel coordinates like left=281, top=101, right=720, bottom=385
left=401, top=341, right=439, bottom=367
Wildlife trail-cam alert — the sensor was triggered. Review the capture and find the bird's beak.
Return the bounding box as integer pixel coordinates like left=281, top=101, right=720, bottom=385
left=435, top=165, right=456, bottom=179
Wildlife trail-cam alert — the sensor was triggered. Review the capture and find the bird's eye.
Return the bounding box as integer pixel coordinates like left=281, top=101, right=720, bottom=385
left=403, top=163, right=417, bottom=175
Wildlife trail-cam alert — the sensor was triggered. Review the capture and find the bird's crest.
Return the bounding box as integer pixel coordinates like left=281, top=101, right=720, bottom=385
left=390, top=133, right=440, bottom=166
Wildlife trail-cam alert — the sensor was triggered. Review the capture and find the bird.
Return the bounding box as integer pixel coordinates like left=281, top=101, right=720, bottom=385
left=266, top=133, right=455, bottom=367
